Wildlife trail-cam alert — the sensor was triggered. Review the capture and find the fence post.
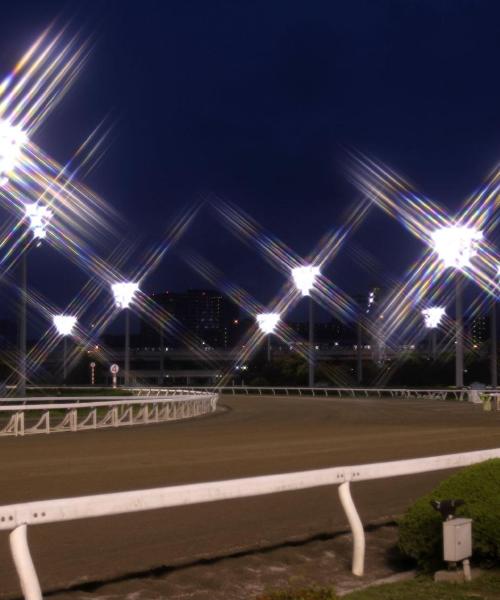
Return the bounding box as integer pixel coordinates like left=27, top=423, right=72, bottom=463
left=338, top=481, right=365, bottom=576
left=9, top=524, right=42, bottom=600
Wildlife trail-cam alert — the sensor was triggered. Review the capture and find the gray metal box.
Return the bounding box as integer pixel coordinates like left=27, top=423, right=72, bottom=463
left=443, top=518, right=472, bottom=562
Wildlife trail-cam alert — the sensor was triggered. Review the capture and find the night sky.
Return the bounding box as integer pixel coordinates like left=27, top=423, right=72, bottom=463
left=1, top=0, right=500, bottom=325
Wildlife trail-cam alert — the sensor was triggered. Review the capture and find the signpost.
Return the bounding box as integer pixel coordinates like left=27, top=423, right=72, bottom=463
left=110, top=363, right=119, bottom=389
left=90, top=362, right=96, bottom=385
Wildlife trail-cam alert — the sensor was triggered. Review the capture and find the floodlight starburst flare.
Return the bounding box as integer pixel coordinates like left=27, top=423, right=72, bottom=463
left=24, top=202, right=52, bottom=239
left=431, top=226, right=483, bottom=270
left=111, top=282, right=139, bottom=309
left=256, top=312, right=280, bottom=335
left=53, top=314, right=77, bottom=336
left=422, top=307, right=446, bottom=329
left=291, top=265, right=320, bottom=296
left=0, top=119, right=26, bottom=185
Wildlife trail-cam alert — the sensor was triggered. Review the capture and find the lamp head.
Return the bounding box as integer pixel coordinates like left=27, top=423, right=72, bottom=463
left=291, top=265, right=320, bottom=296
left=256, top=312, right=280, bottom=335
left=422, top=306, right=446, bottom=329
left=24, top=203, right=53, bottom=240
left=53, top=315, right=77, bottom=336
left=431, top=226, right=482, bottom=269
left=111, top=282, right=139, bottom=309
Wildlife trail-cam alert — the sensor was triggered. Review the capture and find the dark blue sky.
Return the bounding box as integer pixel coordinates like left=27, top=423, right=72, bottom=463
left=1, top=0, right=499, bottom=321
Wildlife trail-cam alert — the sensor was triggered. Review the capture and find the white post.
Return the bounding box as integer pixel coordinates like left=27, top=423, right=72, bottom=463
left=9, top=524, right=42, bottom=600
left=338, top=481, right=365, bottom=576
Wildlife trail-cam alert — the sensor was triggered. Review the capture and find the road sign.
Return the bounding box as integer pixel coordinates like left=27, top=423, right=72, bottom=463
left=110, top=363, right=120, bottom=375
left=90, top=362, right=96, bottom=368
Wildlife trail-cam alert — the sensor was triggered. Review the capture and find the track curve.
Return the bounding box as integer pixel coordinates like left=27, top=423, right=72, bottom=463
left=0, top=394, right=499, bottom=598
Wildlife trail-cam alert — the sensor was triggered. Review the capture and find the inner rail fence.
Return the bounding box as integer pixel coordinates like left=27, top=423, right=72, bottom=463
left=2, top=447, right=500, bottom=600
left=133, top=385, right=483, bottom=401
left=0, top=390, right=218, bottom=436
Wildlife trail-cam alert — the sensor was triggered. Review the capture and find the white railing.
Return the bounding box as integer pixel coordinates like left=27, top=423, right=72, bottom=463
left=0, top=392, right=218, bottom=436
left=137, top=385, right=476, bottom=401
left=2, top=447, right=500, bottom=600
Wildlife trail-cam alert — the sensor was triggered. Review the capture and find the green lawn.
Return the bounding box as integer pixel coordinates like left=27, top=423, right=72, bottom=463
left=258, top=572, right=500, bottom=600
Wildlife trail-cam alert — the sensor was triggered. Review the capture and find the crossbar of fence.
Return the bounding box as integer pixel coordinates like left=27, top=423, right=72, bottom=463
left=2, top=447, right=500, bottom=600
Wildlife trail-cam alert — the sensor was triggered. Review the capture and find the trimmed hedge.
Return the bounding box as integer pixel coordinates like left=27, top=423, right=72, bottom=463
left=398, top=459, right=500, bottom=569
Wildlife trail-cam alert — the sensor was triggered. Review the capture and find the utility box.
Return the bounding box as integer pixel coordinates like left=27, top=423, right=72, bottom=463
left=443, top=518, right=472, bottom=562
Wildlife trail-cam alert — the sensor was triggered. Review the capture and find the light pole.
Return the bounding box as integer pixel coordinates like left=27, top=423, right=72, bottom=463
left=491, top=298, right=497, bottom=388
left=431, top=225, right=482, bottom=388
left=18, top=202, right=53, bottom=396
left=291, top=265, right=320, bottom=387
left=111, top=282, right=139, bottom=386
left=256, top=312, right=280, bottom=362
left=421, top=306, right=446, bottom=360
left=52, top=315, right=77, bottom=383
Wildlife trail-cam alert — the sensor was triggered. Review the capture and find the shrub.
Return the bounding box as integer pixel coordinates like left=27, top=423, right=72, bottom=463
left=257, top=588, right=337, bottom=600
left=398, top=459, right=500, bottom=569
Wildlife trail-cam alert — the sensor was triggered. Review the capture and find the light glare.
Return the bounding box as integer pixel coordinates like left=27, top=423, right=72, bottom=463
left=256, top=312, right=280, bottom=335
left=25, top=202, right=53, bottom=239
left=53, top=315, right=77, bottom=336
left=111, top=282, right=139, bottom=309
left=291, top=265, right=320, bottom=296
left=421, top=307, right=446, bottom=329
left=431, top=226, right=482, bottom=269
left=0, top=119, right=26, bottom=186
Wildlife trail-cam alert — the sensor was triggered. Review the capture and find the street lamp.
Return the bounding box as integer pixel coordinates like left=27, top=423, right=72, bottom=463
left=111, top=282, right=139, bottom=386
left=18, top=202, right=53, bottom=396
left=431, top=226, right=482, bottom=387
left=421, top=306, right=446, bottom=360
left=0, top=119, right=26, bottom=186
left=291, top=265, right=320, bottom=387
left=256, top=312, right=280, bottom=362
left=53, top=315, right=77, bottom=383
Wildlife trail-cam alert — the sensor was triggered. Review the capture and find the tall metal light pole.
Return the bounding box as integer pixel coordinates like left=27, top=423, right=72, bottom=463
left=53, top=315, right=77, bottom=383
left=291, top=265, right=320, bottom=387
left=491, top=298, right=497, bottom=388
left=431, top=226, right=482, bottom=388
left=111, top=282, right=139, bottom=386
left=0, top=119, right=29, bottom=396
left=256, top=312, right=280, bottom=362
left=18, top=203, right=53, bottom=396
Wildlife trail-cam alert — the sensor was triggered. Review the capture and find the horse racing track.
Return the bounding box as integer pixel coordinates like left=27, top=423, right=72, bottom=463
left=1, top=393, right=499, bottom=599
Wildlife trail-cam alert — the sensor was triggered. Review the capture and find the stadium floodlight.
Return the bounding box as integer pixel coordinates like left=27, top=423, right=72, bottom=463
left=24, top=203, right=53, bottom=240
left=53, top=315, right=77, bottom=336
left=291, top=265, right=321, bottom=296
left=430, top=225, right=481, bottom=387
left=422, top=307, right=446, bottom=329
left=17, top=202, right=53, bottom=396
left=111, top=281, right=139, bottom=386
left=53, top=315, right=77, bottom=383
left=291, top=264, right=320, bottom=387
left=431, top=226, right=482, bottom=270
left=111, top=282, right=139, bottom=309
left=0, top=119, right=26, bottom=186
left=256, top=312, right=280, bottom=335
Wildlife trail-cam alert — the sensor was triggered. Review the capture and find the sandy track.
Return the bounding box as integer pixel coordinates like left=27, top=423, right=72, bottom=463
left=0, top=394, right=499, bottom=598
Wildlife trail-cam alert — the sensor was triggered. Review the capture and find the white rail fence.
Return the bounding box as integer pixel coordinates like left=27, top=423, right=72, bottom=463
left=0, top=391, right=218, bottom=436
left=2, top=447, right=500, bottom=600
left=134, top=385, right=477, bottom=401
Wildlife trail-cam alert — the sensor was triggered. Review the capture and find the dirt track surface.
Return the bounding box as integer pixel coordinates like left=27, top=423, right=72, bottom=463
left=1, top=394, right=499, bottom=598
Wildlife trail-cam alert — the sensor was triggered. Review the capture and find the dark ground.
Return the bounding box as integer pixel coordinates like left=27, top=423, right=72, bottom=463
left=0, top=394, right=499, bottom=599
